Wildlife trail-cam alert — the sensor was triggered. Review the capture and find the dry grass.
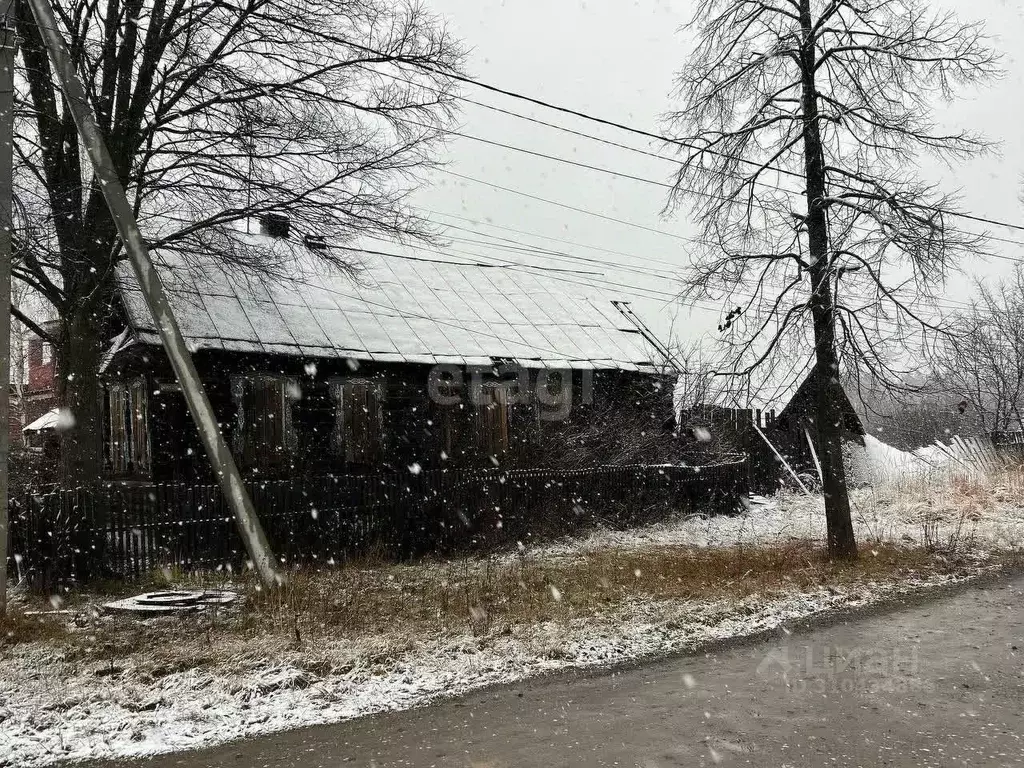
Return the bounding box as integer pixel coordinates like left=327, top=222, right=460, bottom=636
left=225, top=542, right=958, bottom=644
left=850, top=463, right=1024, bottom=551
left=0, top=608, right=72, bottom=646
left=856, top=464, right=1024, bottom=516
left=3, top=542, right=959, bottom=657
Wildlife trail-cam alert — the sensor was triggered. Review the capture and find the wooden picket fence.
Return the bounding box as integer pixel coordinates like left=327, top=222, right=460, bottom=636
left=928, top=434, right=1024, bottom=473
left=6, top=461, right=748, bottom=588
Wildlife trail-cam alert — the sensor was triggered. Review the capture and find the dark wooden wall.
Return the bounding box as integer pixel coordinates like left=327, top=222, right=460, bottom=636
left=105, top=348, right=679, bottom=483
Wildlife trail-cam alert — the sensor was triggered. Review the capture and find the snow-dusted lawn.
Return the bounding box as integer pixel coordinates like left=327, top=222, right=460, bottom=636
left=540, top=469, right=1024, bottom=557
left=2, top=470, right=1022, bottom=767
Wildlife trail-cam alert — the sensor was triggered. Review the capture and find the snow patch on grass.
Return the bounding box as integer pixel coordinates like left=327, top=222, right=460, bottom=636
left=531, top=480, right=1024, bottom=559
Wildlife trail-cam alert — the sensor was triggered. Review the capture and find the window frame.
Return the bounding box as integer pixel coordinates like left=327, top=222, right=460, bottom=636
left=329, top=377, right=385, bottom=465
left=105, top=376, right=151, bottom=477
left=475, top=381, right=511, bottom=457
left=230, top=374, right=298, bottom=470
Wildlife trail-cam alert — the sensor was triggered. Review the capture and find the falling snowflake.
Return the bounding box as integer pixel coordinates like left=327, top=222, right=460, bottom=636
left=55, top=408, right=76, bottom=432
left=469, top=604, right=487, bottom=623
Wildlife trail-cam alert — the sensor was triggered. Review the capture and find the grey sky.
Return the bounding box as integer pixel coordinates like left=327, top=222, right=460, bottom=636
left=382, top=0, right=1024, bottom=347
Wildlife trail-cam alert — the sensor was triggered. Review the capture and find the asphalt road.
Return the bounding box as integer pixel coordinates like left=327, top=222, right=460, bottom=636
left=96, top=577, right=1024, bottom=768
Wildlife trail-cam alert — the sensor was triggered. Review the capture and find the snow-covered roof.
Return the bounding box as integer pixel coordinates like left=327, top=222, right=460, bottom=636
left=23, top=408, right=58, bottom=433
left=115, top=250, right=664, bottom=372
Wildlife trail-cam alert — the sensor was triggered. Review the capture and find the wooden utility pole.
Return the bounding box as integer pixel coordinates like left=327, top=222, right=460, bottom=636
left=0, top=0, right=16, bottom=615
left=23, top=0, right=282, bottom=588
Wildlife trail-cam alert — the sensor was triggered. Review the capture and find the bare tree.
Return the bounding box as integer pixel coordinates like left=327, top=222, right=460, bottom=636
left=671, top=338, right=728, bottom=414
left=847, top=369, right=979, bottom=450
left=9, top=279, right=31, bottom=430
left=933, top=266, right=1024, bottom=434
left=12, top=0, right=463, bottom=483
left=663, top=0, right=999, bottom=557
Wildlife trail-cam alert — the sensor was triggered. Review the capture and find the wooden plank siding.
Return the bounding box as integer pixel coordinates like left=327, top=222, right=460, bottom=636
left=99, top=348, right=679, bottom=484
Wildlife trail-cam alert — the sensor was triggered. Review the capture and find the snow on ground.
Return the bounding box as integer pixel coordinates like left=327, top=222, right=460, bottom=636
left=532, top=482, right=1024, bottom=559
left=0, top=567, right=993, bottom=768
left=845, top=434, right=951, bottom=487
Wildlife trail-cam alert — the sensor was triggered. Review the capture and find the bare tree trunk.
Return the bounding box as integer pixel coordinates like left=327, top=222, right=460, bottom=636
left=57, top=307, right=104, bottom=485
left=799, top=0, right=856, bottom=559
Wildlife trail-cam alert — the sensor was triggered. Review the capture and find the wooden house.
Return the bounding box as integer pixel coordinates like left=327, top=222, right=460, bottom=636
left=100, top=226, right=675, bottom=482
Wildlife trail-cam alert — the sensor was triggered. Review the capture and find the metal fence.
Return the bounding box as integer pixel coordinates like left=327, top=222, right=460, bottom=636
left=6, top=461, right=747, bottom=587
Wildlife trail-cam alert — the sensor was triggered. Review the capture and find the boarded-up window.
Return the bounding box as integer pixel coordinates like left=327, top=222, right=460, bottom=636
left=476, top=384, right=510, bottom=456
left=432, top=382, right=468, bottom=460
left=331, top=380, right=384, bottom=463
left=106, top=378, right=150, bottom=475
left=232, top=376, right=296, bottom=469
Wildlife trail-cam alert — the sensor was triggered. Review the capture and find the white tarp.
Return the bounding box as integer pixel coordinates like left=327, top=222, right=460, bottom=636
left=22, top=408, right=59, bottom=433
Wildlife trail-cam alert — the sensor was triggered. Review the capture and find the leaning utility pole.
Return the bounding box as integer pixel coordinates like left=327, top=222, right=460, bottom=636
left=23, top=0, right=282, bottom=588
left=0, top=0, right=16, bottom=616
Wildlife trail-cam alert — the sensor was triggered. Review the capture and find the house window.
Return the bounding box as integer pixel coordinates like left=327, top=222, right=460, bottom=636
left=40, top=342, right=52, bottom=365
left=431, top=381, right=468, bottom=460
left=476, top=384, right=510, bottom=456
left=331, top=380, right=384, bottom=464
left=106, top=378, right=150, bottom=475
left=232, top=375, right=297, bottom=469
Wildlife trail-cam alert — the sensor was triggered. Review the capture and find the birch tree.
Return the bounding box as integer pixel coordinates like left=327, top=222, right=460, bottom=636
left=13, top=0, right=463, bottom=483
left=664, top=0, right=999, bottom=557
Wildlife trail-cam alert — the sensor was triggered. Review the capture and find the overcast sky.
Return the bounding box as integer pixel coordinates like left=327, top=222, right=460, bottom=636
left=377, top=0, right=1024, bottom=349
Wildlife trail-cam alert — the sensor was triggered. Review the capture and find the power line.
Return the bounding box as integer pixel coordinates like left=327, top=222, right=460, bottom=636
left=346, top=41, right=1024, bottom=236
left=414, top=112, right=1024, bottom=253
left=305, top=231, right=961, bottom=349
left=361, top=64, right=1024, bottom=255
left=428, top=209, right=687, bottom=273
left=443, top=234, right=680, bottom=281
left=438, top=168, right=697, bottom=244
left=416, top=233, right=965, bottom=332
left=432, top=171, right=1015, bottom=312
left=446, top=120, right=1024, bottom=251
left=435, top=212, right=985, bottom=313
left=440, top=222, right=982, bottom=315
left=332, top=241, right=602, bottom=276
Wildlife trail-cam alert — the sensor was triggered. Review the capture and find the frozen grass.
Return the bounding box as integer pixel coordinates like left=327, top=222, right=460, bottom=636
left=238, top=541, right=951, bottom=643
left=536, top=465, right=1024, bottom=558
left=3, top=464, right=1024, bottom=766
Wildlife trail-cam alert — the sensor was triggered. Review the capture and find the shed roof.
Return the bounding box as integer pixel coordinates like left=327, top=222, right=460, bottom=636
left=776, top=363, right=865, bottom=437
left=23, top=408, right=59, bottom=433
left=115, top=249, right=664, bottom=372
